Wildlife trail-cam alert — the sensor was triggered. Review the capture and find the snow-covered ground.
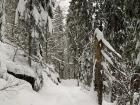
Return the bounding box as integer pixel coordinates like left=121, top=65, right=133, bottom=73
left=61, top=79, right=78, bottom=87
left=0, top=78, right=115, bottom=105
left=0, top=41, right=115, bottom=105
left=0, top=76, right=94, bottom=105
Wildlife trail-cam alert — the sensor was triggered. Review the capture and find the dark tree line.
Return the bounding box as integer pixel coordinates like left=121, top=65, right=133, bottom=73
left=66, top=0, right=140, bottom=105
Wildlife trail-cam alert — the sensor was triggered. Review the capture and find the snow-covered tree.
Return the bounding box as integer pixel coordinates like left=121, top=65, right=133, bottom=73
left=0, top=0, right=57, bottom=92
left=50, top=5, right=65, bottom=79
left=14, top=0, right=55, bottom=65
left=94, top=0, right=140, bottom=104
left=66, top=0, right=94, bottom=85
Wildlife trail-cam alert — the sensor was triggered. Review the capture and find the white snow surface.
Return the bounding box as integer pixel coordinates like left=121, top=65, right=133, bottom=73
left=61, top=79, right=78, bottom=87
left=0, top=41, right=114, bottom=105
left=0, top=77, right=114, bottom=105
left=0, top=41, right=36, bottom=77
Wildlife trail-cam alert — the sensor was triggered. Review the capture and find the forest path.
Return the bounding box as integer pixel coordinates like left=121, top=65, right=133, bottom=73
left=39, top=79, right=97, bottom=105
left=0, top=77, right=113, bottom=105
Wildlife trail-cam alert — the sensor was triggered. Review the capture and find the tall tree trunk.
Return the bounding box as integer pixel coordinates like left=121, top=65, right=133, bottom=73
left=28, top=0, right=32, bottom=67
left=94, top=37, right=103, bottom=105
left=45, top=41, right=48, bottom=63
left=0, top=22, right=1, bottom=41
left=73, top=49, right=77, bottom=79
left=28, top=33, right=32, bottom=66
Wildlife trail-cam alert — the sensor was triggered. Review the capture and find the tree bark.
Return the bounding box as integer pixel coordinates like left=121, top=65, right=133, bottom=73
left=28, top=0, right=32, bottom=67
left=28, top=33, right=32, bottom=66
left=94, top=36, right=103, bottom=105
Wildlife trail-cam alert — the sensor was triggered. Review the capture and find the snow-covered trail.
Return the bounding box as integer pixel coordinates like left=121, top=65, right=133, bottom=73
left=38, top=77, right=97, bottom=105
left=0, top=78, right=115, bottom=105
left=0, top=41, right=96, bottom=105
left=0, top=77, right=97, bottom=105
left=39, top=81, right=97, bottom=105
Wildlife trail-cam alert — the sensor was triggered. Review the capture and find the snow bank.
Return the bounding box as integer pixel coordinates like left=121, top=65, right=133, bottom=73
left=43, top=64, right=60, bottom=85
left=0, top=40, right=60, bottom=92
left=103, top=100, right=116, bottom=105
left=0, top=61, right=114, bottom=105
left=0, top=78, right=7, bottom=89
left=0, top=86, right=47, bottom=105
left=6, top=61, right=36, bottom=77
left=0, top=42, right=36, bottom=78
left=0, top=75, right=97, bottom=105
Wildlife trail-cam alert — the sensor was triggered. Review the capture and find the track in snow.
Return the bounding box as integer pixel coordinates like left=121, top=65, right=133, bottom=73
left=0, top=78, right=113, bottom=105
left=39, top=79, right=97, bottom=105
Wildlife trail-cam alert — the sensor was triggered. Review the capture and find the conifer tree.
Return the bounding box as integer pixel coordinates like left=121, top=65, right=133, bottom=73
left=66, top=0, right=94, bottom=85
left=51, top=5, right=65, bottom=79
left=96, top=0, right=140, bottom=104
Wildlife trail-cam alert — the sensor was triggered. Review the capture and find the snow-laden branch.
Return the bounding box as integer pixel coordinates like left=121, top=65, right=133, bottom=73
left=101, top=50, right=113, bottom=65
left=94, top=28, right=122, bottom=58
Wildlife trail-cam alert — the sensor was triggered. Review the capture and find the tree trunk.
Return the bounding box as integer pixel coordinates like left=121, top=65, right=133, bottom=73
left=94, top=36, right=103, bottom=105
left=28, top=0, right=32, bottom=67
left=0, top=22, right=1, bottom=41
left=28, top=33, right=32, bottom=66
left=45, top=41, right=48, bottom=63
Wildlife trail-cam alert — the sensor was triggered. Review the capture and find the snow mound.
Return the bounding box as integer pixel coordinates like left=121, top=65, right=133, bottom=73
left=0, top=69, right=114, bottom=105
left=0, top=42, right=36, bottom=78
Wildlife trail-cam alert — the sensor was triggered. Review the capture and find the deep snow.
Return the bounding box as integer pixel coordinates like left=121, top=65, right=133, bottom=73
left=0, top=78, right=115, bottom=105
left=0, top=41, right=115, bottom=105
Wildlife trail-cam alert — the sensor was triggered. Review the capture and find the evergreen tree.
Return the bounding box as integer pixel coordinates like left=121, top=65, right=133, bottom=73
left=66, top=0, right=94, bottom=86
left=96, top=0, right=140, bottom=104
left=15, top=0, right=55, bottom=65
left=0, top=0, right=4, bottom=41
left=0, top=0, right=56, bottom=91
left=51, top=5, right=65, bottom=79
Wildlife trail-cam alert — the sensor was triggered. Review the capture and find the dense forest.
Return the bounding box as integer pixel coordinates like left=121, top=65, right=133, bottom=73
left=0, top=0, right=139, bottom=105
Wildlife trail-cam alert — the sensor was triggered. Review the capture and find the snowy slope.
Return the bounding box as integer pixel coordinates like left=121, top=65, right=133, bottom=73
left=0, top=40, right=60, bottom=81
left=0, top=41, right=36, bottom=77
